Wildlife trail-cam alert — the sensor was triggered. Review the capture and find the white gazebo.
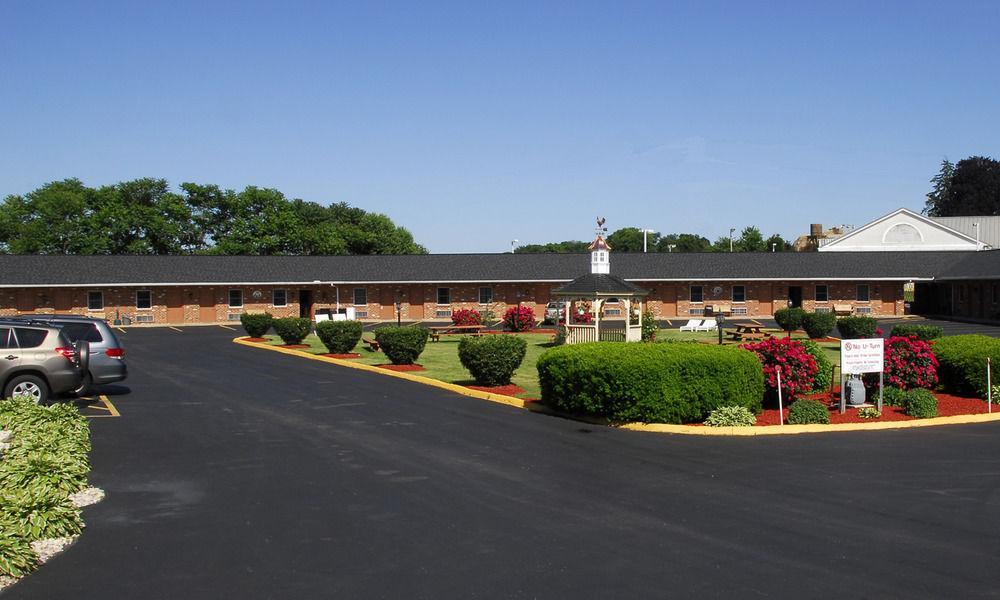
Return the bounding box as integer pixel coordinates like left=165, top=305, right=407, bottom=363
left=552, top=228, right=649, bottom=344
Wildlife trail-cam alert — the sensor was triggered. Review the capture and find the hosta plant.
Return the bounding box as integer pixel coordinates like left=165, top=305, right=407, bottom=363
left=704, top=406, right=757, bottom=427
left=1, top=488, right=84, bottom=541
left=857, top=406, right=881, bottom=419
left=0, top=526, right=38, bottom=578
left=0, top=452, right=89, bottom=495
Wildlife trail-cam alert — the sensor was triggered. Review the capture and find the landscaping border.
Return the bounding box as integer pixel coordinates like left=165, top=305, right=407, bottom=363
left=233, top=337, right=1000, bottom=436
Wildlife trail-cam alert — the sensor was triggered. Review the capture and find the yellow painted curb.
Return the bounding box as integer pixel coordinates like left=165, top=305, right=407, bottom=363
left=233, top=337, right=527, bottom=409
left=233, top=337, right=1000, bottom=436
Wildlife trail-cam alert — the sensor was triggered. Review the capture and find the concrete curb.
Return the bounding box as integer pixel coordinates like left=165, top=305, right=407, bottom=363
left=233, top=337, right=1000, bottom=436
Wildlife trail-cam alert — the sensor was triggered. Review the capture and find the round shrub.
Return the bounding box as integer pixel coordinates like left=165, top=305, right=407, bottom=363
left=933, top=335, right=1000, bottom=397
left=802, top=312, right=836, bottom=339
left=890, top=323, right=943, bottom=341
left=458, top=335, right=527, bottom=386
left=451, top=308, right=482, bottom=326
left=272, top=317, right=311, bottom=345
left=836, top=315, right=878, bottom=339
left=315, top=320, right=364, bottom=354
left=801, top=340, right=832, bottom=393
left=240, top=312, right=273, bottom=338
left=537, top=342, right=764, bottom=424
left=787, top=399, right=830, bottom=425
left=374, top=326, right=429, bottom=365
left=641, top=309, right=657, bottom=342
left=883, top=335, right=938, bottom=390
left=881, top=386, right=908, bottom=407
left=704, top=406, right=757, bottom=427
left=503, top=305, right=535, bottom=332
left=904, top=388, right=938, bottom=418
left=774, top=307, right=806, bottom=333
left=741, top=337, right=818, bottom=400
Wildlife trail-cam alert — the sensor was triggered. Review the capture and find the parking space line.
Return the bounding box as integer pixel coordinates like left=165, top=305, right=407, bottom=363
left=116, top=327, right=127, bottom=334
left=82, top=395, right=120, bottom=418
left=169, top=326, right=184, bottom=332
left=218, top=324, right=237, bottom=331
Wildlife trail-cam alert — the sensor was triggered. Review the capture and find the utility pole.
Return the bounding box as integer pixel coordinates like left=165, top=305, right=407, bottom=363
left=729, top=228, right=736, bottom=253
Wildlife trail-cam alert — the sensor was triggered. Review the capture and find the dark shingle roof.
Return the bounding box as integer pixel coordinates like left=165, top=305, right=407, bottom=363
left=553, top=273, right=649, bottom=296
left=0, top=251, right=995, bottom=287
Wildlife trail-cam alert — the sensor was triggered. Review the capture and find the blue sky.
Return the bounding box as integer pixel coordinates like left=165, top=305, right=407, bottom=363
left=2, top=1, right=998, bottom=252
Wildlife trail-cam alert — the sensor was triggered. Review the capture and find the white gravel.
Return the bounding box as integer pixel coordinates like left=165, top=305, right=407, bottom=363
left=0, top=429, right=12, bottom=443
left=70, top=487, right=106, bottom=508
left=0, top=575, right=15, bottom=592
left=31, top=536, right=78, bottom=564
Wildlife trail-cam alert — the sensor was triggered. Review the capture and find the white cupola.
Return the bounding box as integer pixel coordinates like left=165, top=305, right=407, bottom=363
left=589, top=234, right=611, bottom=274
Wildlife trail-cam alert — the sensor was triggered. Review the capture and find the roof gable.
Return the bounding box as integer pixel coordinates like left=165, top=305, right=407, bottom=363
left=819, top=208, right=982, bottom=252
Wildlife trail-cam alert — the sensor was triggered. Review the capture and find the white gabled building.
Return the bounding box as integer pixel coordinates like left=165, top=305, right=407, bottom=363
left=818, top=208, right=990, bottom=252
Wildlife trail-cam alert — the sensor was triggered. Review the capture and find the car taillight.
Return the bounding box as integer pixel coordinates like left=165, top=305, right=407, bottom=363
left=55, top=347, right=75, bottom=360
left=105, top=348, right=124, bottom=359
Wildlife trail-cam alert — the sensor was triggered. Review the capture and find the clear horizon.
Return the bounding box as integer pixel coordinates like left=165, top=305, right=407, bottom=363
left=2, top=1, right=998, bottom=252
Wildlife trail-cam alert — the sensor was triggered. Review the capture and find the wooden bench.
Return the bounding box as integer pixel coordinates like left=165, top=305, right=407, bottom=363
left=362, top=337, right=380, bottom=352
left=833, top=304, right=853, bottom=316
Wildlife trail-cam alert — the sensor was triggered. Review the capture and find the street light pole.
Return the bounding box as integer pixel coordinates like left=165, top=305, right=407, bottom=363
left=729, top=228, right=736, bottom=253
left=510, top=239, right=518, bottom=254
left=772, top=242, right=776, bottom=253
left=640, top=228, right=655, bottom=253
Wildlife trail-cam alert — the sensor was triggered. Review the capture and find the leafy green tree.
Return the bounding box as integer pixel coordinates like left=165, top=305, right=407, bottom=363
left=712, top=235, right=733, bottom=252
left=735, top=226, right=767, bottom=252
left=514, top=241, right=590, bottom=253
left=923, top=158, right=956, bottom=216
left=607, top=227, right=658, bottom=252
left=656, top=233, right=712, bottom=252
left=765, top=234, right=790, bottom=252
left=0, top=179, right=105, bottom=254
left=924, top=156, right=1000, bottom=216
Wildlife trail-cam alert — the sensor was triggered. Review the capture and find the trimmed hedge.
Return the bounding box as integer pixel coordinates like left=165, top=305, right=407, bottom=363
left=374, top=326, right=429, bottom=365
left=933, top=335, right=1000, bottom=397
left=536, top=342, right=764, bottom=424
left=774, top=307, right=806, bottom=333
left=315, top=320, right=364, bottom=354
left=272, top=317, right=311, bottom=345
left=836, top=315, right=878, bottom=339
left=239, top=312, right=273, bottom=338
left=787, top=399, right=830, bottom=424
left=458, top=335, right=527, bottom=386
left=904, top=388, right=938, bottom=418
left=802, top=312, right=836, bottom=339
left=890, top=323, right=943, bottom=341
left=802, top=340, right=832, bottom=393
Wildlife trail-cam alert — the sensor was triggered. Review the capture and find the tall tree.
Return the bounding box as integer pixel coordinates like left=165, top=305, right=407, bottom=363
left=923, top=158, right=955, bottom=216
left=607, top=227, right=658, bottom=252
left=764, top=233, right=791, bottom=252
left=924, top=156, right=1000, bottom=216
left=514, top=241, right=590, bottom=253
left=735, top=226, right=766, bottom=252
left=656, top=233, right=712, bottom=252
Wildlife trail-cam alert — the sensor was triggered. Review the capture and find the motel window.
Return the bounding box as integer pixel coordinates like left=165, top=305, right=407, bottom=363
left=353, top=288, right=367, bottom=306
left=856, top=284, right=870, bottom=302
left=690, top=286, right=703, bottom=303
left=229, top=289, right=243, bottom=308
left=732, top=286, right=746, bottom=303
left=479, top=287, right=493, bottom=305
left=87, top=291, right=104, bottom=311
left=272, top=289, right=287, bottom=307
left=135, top=290, right=152, bottom=310
left=815, top=284, right=828, bottom=303
left=437, top=287, right=450, bottom=305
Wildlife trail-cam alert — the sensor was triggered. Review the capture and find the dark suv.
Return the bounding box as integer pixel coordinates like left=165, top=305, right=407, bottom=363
left=5, top=315, right=127, bottom=395
left=0, top=321, right=87, bottom=404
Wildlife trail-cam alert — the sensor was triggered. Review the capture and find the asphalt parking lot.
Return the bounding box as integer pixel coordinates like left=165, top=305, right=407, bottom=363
left=9, top=325, right=1000, bottom=598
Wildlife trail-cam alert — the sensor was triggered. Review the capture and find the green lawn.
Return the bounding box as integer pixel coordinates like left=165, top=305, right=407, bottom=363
left=263, top=327, right=843, bottom=399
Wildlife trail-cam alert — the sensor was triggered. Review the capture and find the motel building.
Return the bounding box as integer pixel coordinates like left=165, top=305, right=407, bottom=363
left=1, top=209, right=998, bottom=326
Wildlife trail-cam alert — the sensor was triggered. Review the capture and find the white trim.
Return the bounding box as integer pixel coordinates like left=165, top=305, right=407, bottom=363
left=821, top=207, right=981, bottom=250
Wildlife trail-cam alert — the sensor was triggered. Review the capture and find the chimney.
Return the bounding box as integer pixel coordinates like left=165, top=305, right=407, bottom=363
left=810, top=224, right=822, bottom=237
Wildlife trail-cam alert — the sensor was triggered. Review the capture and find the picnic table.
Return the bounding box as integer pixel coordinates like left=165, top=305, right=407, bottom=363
left=428, top=324, right=486, bottom=341
left=725, top=322, right=770, bottom=342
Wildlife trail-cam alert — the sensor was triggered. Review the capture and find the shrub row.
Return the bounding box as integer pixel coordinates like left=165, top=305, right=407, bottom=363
left=374, top=326, right=429, bottom=365
left=315, top=320, right=364, bottom=354
left=0, top=398, right=91, bottom=578
left=836, top=315, right=878, bottom=339
left=272, top=317, right=312, bottom=345
left=889, top=323, right=944, bottom=341
left=537, top=342, right=764, bottom=424
left=802, top=312, right=837, bottom=339
left=240, top=312, right=273, bottom=338
left=458, top=335, right=527, bottom=386
left=933, top=335, right=1000, bottom=398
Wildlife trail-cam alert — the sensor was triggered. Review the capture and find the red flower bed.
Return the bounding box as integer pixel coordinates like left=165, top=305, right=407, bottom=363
left=280, top=344, right=310, bottom=349
left=882, top=335, right=938, bottom=390
left=752, top=389, right=992, bottom=426
left=376, top=364, right=425, bottom=372
left=244, top=337, right=269, bottom=343
left=465, top=384, right=526, bottom=396
left=741, top=337, right=818, bottom=399
left=451, top=308, right=482, bottom=326
left=321, top=353, right=361, bottom=359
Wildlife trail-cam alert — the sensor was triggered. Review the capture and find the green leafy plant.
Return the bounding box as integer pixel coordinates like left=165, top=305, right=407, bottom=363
left=889, top=323, right=944, bottom=341
left=0, top=488, right=83, bottom=541
left=932, top=335, right=1000, bottom=397
left=458, top=335, right=528, bottom=386
left=537, top=343, right=764, bottom=424
left=0, top=526, right=37, bottom=578
left=703, top=406, right=757, bottom=427
left=787, top=399, right=830, bottom=424
left=881, top=386, right=908, bottom=407
left=774, top=307, right=806, bottom=333
left=802, top=312, right=836, bottom=339
left=801, top=340, right=832, bottom=393
left=0, top=452, right=89, bottom=496
left=315, top=320, right=364, bottom=354
left=271, top=317, right=311, bottom=345
left=904, top=388, right=938, bottom=418
left=836, top=315, right=878, bottom=339
left=239, top=312, right=273, bottom=338
left=641, top=309, right=657, bottom=342
left=374, top=326, right=430, bottom=365
left=857, top=406, right=881, bottom=419
left=992, top=384, right=1000, bottom=404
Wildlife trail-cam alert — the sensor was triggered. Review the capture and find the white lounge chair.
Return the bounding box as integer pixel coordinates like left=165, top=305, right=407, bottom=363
left=679, top=319, right=703, bottom=332
left=696, top=318, right=717, bottom=331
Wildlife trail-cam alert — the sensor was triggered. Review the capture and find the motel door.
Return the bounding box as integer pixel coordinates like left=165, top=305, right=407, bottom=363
left=198, top=288, right=217, bottom=323
left=166, top=288, right=185, bottom=323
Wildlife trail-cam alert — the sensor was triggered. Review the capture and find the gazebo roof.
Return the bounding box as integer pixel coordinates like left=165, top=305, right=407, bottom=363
left=551, top=273, right=649, bottom=297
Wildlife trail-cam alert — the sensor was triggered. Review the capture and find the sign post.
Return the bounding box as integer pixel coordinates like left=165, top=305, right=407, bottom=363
left=989, top=357, right=993, bottom=414
left=777, top=370, right=783, bottom=426
left=840, top=338, right=884, bottom=414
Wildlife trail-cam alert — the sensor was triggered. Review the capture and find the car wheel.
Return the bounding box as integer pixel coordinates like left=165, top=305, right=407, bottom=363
left=73, top=373, right=94, bottom=397
left=4, top=374, right=50, bottom=405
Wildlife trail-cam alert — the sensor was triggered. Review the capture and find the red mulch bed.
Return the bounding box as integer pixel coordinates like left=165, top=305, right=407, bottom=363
left=244, top=337, right=269, bottom=343
left=752, top=389, right=992, bottom=426
left=280, top=344, right=310, bottom=349
left=376, top=364, right=425, bottom=372
left=465, top=384, right=526, bottom=396
left=321, top=353, right=361, bottom=359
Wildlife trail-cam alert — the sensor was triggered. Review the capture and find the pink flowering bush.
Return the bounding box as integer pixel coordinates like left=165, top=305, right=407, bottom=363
left=451, top=308, right=482, bottom=326
left=882, top=335, right=938, bottom=390
left=740, top=337, right=818, bottom=400
left=503, top=305, right=535, bottom=332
